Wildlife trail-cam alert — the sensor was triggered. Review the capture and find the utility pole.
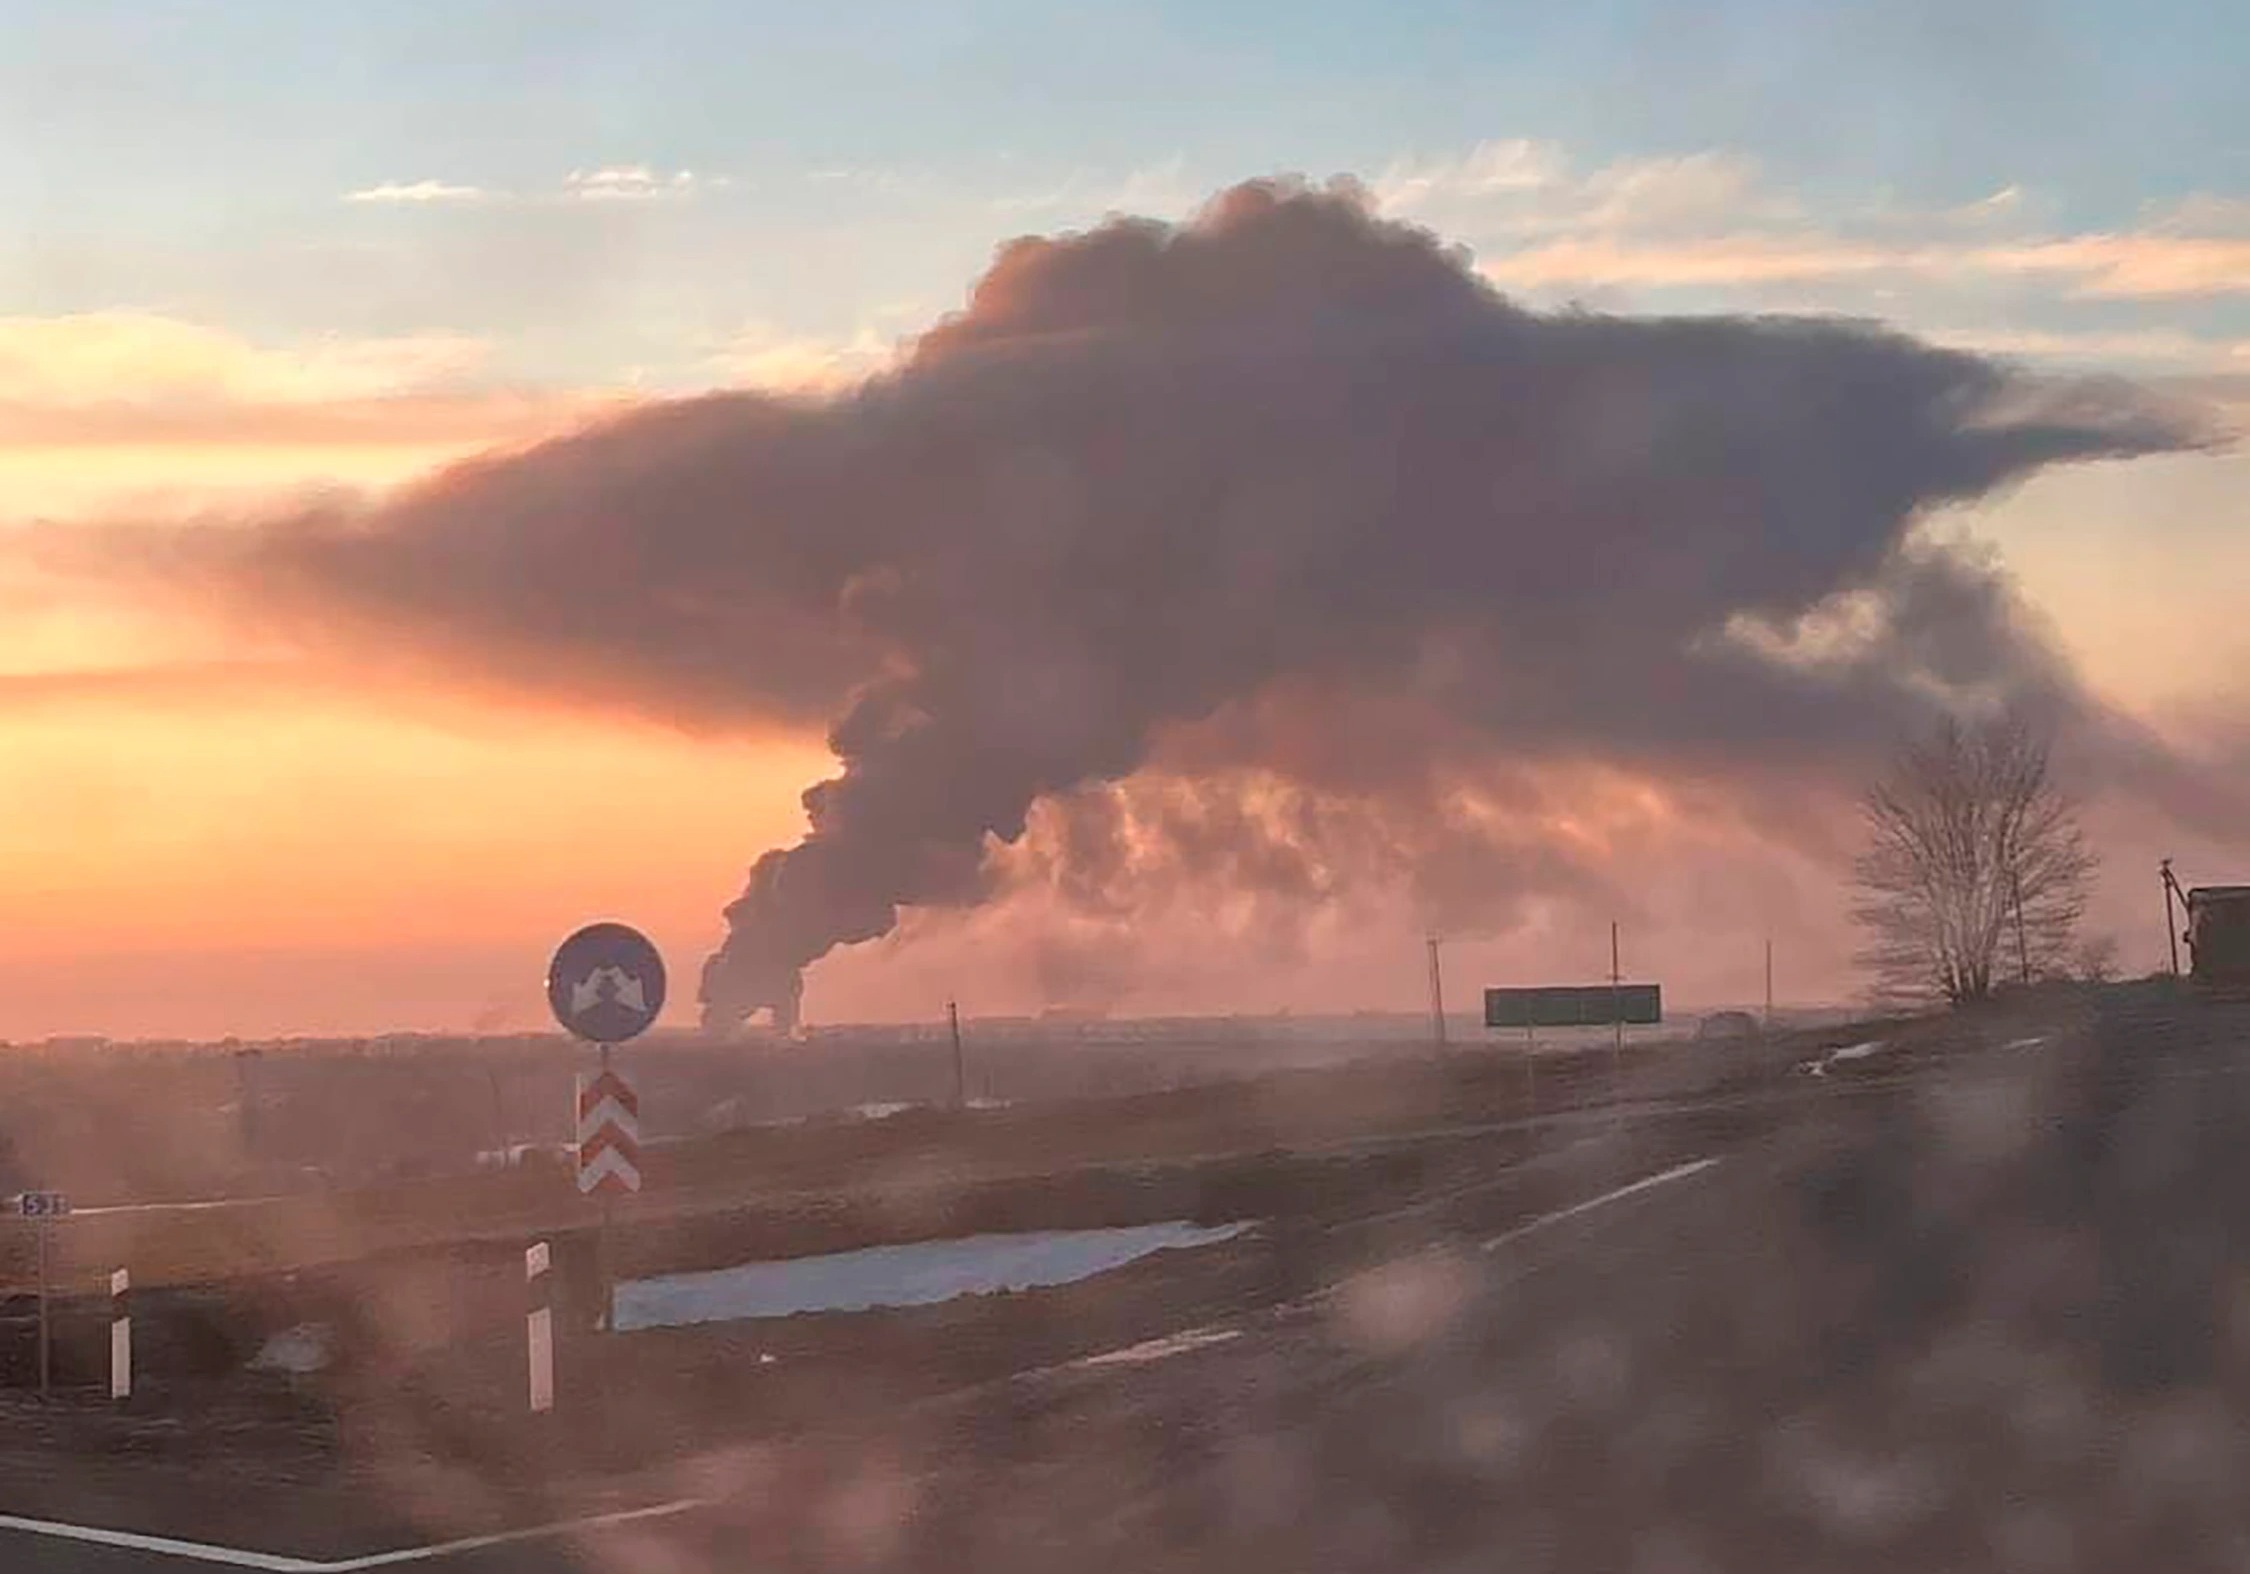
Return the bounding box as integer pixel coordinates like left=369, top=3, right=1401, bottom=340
left=1764, top=936, right=1774, bottom=1028
left=2161, top=859, right=2183, bottom=978
left=2012, top=870, right=2032, bottom=986
left=1426, top=936, right=1448, bottom=1049
left=947, top=1000, right=966, bottom=1109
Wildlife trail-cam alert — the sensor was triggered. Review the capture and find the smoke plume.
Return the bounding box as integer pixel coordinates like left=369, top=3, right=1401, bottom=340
left=40, top=178, right=2224, bottom=1028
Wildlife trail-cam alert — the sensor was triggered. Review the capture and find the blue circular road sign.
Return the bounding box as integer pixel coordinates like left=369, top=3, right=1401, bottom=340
left=547, top=922, right=667, bottom=1043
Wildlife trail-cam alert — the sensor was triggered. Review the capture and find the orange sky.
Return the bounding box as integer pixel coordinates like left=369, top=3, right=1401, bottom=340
left=1, top=310, right=2245, bottom=1042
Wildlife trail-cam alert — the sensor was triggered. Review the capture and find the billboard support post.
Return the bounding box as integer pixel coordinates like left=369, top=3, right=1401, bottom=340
left=1610, top=922, right=1624, bottom=1082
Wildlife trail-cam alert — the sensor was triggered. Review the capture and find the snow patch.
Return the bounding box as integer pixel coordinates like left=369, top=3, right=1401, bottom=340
left=615, top=1221, right=1252, bottom=1332
left=250, top=1323, right=333, bottom=1375
left=1801, top=1040, right=1888, bottom=1076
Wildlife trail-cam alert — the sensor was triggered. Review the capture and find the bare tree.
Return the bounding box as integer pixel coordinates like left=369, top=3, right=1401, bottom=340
left=1853, top=711, right=2095, bottom=1006
left=2073, top=934, right=2120, bottom=985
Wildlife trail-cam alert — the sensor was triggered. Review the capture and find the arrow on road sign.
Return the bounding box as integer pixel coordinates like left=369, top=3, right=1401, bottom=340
left=575, top=1068, right=642, bottom=1197
left=548, top=923, right=667, bottom=1044
left=577, top=1069, right=640, bottom=1129
left=577, top=1142, right=641, bottom=1197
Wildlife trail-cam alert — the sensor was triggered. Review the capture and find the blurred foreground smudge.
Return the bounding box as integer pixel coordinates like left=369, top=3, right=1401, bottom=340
left=3, top=988, right=2249, bottom=1571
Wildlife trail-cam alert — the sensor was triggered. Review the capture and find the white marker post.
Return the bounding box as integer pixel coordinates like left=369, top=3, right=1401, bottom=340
left=108, top=1269, right=131, bottom=1401
left=526, top=1241, right=554, bottom=1415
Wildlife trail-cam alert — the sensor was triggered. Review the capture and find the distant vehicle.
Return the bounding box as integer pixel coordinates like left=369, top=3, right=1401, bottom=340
left=1695, top=1010, right=1760, bottom=1041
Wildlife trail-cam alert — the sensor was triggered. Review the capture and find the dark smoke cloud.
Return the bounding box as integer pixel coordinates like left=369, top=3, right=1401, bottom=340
left=37, top=178, right=2227, bottom=1026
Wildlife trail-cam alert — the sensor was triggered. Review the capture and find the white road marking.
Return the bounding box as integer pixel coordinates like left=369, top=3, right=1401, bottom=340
left=1477, top=1157, right=1721, bottom=1254
left=322, top=1498, right=709, bottom=1569
left=0, top=1497, right=709, bottom=1571
left=1036, top=1156, right=1728, bottom=1375
left=0, top=1514, right=321, bottom=1572
left=1073, top=1326, right=1242, bottom=1369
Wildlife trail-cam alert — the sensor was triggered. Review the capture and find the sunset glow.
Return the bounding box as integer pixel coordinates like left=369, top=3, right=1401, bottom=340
left=3, top=4, right=2244, bottom=1038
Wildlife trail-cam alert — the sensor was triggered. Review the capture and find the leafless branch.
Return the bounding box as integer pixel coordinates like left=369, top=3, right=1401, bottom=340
left=1852, top=708, right=2095, bottom=1006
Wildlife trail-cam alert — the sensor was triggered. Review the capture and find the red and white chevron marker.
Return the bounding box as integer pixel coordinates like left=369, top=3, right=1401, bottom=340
left=575, top=1067, right=642, bottom=1197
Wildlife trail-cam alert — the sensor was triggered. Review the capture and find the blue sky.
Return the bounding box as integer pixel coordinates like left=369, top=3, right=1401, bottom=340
left=3, top=0, right=2244, bottom=383
left=4, top=0, right=2240, bottom=209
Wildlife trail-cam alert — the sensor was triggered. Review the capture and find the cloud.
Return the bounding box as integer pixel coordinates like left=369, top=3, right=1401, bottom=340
left=1478, top=234, right=1931, bottom=291
left=0, top=389, right=630, bottom=451
left=0, top=659, right=318, bottom=713
left=26, top=179, right=2228, bottom=1027
left=1954, top=185, right=2024, bottom=219
left=990, top=157, right=1203, bottom=221
left=707, top=322, right=897, bottom=395
left=0, top=313, right=627, bottom=521
left=565, top=165, right=701, bottom=203
left=1920, top=327, right=2250, bottom=376
left=345, top=168, right=734, bottom=209
left=1973, top=233, right=2250, bottom=300
left=1375, top=139, right=1567, bottom=208
left=0, top=313, right=491, bottom=407
left=345, top=180, right=488, bottom=205
left=1378, top=142, right=2250, bottom=301
left=1474, top=227, right=2250, bottom=304
left=1376, top=141, right=1795, bottom=240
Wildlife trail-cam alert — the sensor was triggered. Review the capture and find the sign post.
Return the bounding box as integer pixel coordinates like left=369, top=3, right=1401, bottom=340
left=1610, top=922, right=1625, bottom=1083
left=575, top=1054, right=643, bottom=1330
left=15, top=1192, right=69, bottom=1397
left=547, top=923, right=664, bottom=1339
left=36, top=1212, right=47, bottom=1398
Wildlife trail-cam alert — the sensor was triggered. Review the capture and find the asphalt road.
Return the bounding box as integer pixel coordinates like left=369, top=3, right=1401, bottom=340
left=0, top=1148, right=1732, bottom=1572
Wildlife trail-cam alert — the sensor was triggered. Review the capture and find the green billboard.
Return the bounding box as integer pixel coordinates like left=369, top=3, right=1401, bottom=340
left=1484, top=984, right=1662, bottom=1029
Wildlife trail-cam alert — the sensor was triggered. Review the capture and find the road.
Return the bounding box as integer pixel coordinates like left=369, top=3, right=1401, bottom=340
left=0, top=1147, right=1733, bottom=1571
left=11, top=988, right=2247, bottom=1570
